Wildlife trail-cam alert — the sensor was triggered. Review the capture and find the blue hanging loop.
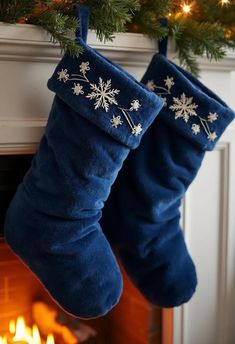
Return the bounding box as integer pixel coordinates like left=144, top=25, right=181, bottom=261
left=74, top=4, right=90, bottom=43
left=158, top=18, right=168, bottom=57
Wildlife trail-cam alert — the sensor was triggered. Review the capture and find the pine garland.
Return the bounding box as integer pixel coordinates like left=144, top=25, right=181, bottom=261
left=169, top=19, right=227, bottom=74
left=0, top=0, right=235, bottom=74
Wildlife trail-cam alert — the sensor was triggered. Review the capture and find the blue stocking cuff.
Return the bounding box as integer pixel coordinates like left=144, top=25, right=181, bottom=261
left=142, top=54, right=235, bottom=151
left=48, top=40, right=164, bottom=149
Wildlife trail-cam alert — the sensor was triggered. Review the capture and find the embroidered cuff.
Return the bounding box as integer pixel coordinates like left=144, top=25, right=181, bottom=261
left=142, top=54, right=235, bottom=151
left=47, top=39, right=163, bottom=149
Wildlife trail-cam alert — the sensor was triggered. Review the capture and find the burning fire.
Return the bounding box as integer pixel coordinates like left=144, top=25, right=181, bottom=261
left=0, top=316, right=54, bottom=344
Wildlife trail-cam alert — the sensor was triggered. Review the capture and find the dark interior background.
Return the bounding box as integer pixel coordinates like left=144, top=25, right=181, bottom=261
left=0, top=154, right=34, bottom=236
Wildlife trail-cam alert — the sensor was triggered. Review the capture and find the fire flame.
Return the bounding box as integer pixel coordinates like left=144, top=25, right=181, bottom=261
left=46, top=335, right=54, bottom=344
left=0, top=337, right=7, bottom=344
left=0, top=316, right=55, bottom=344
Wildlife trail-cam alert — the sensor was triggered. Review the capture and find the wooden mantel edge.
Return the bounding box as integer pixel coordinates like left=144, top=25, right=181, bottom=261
left=162, top=308, right=174, bottom=344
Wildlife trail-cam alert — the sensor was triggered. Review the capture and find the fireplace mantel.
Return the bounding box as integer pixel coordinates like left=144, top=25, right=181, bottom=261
left=1, top=23, right=235, bottom=68
left=1, top=23, right=235, bottom=154
left=0, top=23, right=158, bottom=65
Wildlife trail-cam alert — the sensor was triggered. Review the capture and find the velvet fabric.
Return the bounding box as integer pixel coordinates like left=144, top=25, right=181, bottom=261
left=101, top=53, right=235, bottom=308
left=4, top=7, right=163, bottom=318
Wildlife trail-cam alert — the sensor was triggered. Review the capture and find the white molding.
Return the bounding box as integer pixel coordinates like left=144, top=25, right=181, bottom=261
left=0, top=143, right=38, bottom=154
left=0, top=118, right=45, bottom=153
left=1, top=23, right=235, bottom=70
left=0, top=23, right=157, bottom=66
left=174, top=137, right=234, bottom=344
left=0, top=117, right=46, bottom=127
left=214, top=142, right=230, bottom=344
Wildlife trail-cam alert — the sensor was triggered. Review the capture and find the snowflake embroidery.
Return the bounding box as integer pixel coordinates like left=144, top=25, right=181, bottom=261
left=86, top=78, right=120, bottom=112
left=207, top=112, right=218, bottom=123
left=110, top=115, right=123, bottom=128
left=146, top=80, right=156, bottom=91
left=146, top=76, right=175, bottom=107
left=146, top=76, right=174, bottom=94
left=68, top=61, right=90, bottom=83
left=72, top=83, right=84, bottom=95
left=160, top=96, right=167, bottom=107
left=56, top=61, right=142, bottom=136
left=164, top=76, right=175, bottom=90
left=79, top=61, right=90, bottom=74
left=192, top=123, right=200, bottom=135
left=57, top=69, right=69, bottom=83
left=130, top=100, right=141, bottom=111
left=146, top=74, right=219, bottom=142
left=207, top=132, right=217, bottom=142
left=132, top=124, right=143, bottom=136
left=170, top=93, right=198, bottom=122
left=118, top=100, right=143, bottom=136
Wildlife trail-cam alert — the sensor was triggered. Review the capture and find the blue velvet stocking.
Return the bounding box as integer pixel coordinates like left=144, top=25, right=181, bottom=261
left=101, top=53, right=235, bottom=308
left=4, top=7, right=163, bottom=318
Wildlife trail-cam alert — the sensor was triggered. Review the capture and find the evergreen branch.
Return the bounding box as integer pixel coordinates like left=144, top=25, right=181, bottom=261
left=0, top=0, right=34, bottom=22
left=169, top=18, right=227, bottom=74
left=40, top=0, right=53, bottom=5
left=86, top=0, right=140, bottom=41
left=51, top=1, right=78, bottom=15
left=130, top=0, right=172, bottom=36
left=197, top=0, right=235, bottom=27
left=30, top=11, right=83, bottom=56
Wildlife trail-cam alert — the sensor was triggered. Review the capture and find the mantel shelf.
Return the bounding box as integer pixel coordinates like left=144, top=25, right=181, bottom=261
left=1, top=22, right=235, bottom=71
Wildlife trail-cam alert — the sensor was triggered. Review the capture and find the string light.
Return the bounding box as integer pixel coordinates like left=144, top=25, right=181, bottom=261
left=220, top=0, right=230, bottom=5
left=181, top=2, right=192, bottom=14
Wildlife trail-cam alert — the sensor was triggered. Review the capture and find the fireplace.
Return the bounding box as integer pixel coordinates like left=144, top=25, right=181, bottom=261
left=0, top=154, right=162, bottom=344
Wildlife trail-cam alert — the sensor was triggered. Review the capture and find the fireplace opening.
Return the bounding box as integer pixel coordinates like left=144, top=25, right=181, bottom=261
left=0, top=153, right=162, bottom=344
left=0, top=154, right=34, bottom=236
